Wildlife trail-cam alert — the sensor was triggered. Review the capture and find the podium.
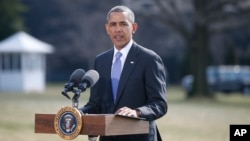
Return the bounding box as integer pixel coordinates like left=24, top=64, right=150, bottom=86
left=35, top=79, right=149, bottom=140
left=35, top=113, right=149, bottom=138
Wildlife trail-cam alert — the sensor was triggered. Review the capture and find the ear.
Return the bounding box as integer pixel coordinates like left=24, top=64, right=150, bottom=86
left=132, top=23, right=138, bottom=34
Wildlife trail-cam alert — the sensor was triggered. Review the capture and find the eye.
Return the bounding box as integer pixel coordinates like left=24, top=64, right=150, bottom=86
left=120, top=22, right=128, bottom=26
left=109, top=22, right=116, bottom=26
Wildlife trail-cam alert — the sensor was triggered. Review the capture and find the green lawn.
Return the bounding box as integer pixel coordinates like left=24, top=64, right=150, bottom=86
left=0, top=84, right=250, bottom=141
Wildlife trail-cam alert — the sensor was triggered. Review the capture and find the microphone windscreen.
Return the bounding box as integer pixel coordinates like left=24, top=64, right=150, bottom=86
left=82, top=70, right=99, bottom=87
left=69, top=69, right=86, bottom=86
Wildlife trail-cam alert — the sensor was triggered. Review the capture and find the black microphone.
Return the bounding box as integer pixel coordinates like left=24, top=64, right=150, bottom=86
left=78, top=69, right=99, bottom=94
left=61, top=69, right=86, bottom=99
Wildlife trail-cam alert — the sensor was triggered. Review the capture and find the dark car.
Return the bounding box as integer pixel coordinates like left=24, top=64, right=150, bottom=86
left=181, top=66, right=250, bottom=95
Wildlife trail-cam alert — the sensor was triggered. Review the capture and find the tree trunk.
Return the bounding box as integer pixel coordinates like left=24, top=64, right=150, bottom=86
left=187, top=23, right=214, bottom=99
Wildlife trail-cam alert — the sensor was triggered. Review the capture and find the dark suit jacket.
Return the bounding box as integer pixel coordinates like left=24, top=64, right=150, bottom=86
left=80, top=42, right=168, bottom=141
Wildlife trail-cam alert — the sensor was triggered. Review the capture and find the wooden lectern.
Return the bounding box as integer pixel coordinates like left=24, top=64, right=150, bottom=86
left=35, top=87, right=149, bottom=139
left=35, top=113, right=149, bottom=136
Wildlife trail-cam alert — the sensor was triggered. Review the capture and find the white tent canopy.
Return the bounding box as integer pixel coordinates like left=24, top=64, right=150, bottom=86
left=0, top=31, right=54, bottom=53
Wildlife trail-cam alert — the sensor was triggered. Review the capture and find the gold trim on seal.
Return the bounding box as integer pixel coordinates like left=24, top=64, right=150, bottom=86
left=54, top=106, right=82, bottom=140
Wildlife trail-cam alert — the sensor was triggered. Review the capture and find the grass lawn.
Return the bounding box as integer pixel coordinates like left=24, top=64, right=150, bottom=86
left=0, top=84, right=250, bottom=141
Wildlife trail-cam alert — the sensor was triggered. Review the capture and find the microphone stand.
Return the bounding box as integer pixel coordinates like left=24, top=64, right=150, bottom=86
left=63, top=85, right=98, bottom=141
left=72, top=84, right=87, bottom=108
left=72, top=88, right=98, bottom=141
left=72, top=88, right=80, bottom=108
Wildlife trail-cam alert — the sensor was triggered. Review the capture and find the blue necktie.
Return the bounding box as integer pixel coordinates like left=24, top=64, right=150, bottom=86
left=111, top=52, right=122, bottom=102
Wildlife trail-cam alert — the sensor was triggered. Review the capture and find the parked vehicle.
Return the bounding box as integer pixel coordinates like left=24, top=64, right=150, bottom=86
left=181, top=65, right=250, bottom=95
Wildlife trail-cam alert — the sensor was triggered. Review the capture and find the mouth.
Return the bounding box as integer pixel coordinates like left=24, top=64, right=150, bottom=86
left=114, top=35, right=123, bottom=41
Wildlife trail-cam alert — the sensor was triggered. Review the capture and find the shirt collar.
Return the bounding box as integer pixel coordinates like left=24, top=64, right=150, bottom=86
left=113, top=39, right=133, bottom=59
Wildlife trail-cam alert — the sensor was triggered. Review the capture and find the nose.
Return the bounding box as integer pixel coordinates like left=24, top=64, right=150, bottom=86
left=114, top=25, right=122, bottom=32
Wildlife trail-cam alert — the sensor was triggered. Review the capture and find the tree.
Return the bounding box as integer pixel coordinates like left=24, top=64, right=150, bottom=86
left=0, top=0, right=26, bottom=40
left=128, top=0, right=250, bottom=99
left=127, top=0, right=212, bottom=98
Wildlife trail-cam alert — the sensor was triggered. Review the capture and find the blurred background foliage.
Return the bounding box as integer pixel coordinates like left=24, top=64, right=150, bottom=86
left=1, top=0, right=250, bottom=98
left=0, top=0, right=26, bottom=39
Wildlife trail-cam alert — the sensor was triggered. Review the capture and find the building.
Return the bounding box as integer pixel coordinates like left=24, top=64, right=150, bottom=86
left=0, top=31, right=54, bottom=93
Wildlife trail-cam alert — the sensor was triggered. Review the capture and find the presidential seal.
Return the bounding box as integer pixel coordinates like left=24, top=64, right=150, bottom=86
left=54, top=106, right=82, bottom=140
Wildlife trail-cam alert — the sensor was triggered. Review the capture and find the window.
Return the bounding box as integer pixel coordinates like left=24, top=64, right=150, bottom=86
left=0, top=53, right=21, bottom=71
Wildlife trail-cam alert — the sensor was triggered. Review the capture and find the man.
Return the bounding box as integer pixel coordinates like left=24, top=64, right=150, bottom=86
left=80, top=5, right=168, bottom=141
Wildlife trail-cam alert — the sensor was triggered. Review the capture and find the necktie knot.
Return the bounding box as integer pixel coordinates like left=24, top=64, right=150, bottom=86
left=115, top=52, right=122, bottom=59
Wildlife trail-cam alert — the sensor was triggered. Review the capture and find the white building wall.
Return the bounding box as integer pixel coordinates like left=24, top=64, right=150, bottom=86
left=0, top=71, right=23, bottom=92
left=23, top=70, right=45, bottom=92
left=21, top=53, right=45, bottom=93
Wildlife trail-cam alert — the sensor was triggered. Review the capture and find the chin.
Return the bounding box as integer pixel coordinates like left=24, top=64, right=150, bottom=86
left=114, top=43, right=125, bottom=48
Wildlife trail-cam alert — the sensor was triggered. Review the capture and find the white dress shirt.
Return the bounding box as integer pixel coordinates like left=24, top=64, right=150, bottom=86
left=112, top=39, right=133, bottom=71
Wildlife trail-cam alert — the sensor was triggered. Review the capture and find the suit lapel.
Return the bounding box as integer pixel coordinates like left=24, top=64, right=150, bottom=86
left=115, top=43, right=139, bottom=104
left=104, top=50, right=114, bottom=79
left=104, top=49, right=115, bottom=104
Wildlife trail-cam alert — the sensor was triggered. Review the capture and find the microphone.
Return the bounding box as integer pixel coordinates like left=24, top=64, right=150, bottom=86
left=61, top=69, right=86, bottom=99
left=78, top=69, right=99, bottom=94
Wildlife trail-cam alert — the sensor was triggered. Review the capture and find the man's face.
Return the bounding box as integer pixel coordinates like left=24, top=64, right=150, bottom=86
left=105, top=12, right=137, bottom=50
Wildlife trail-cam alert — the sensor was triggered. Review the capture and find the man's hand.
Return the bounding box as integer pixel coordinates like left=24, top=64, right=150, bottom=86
left=115, top=107, right=140, bottom=117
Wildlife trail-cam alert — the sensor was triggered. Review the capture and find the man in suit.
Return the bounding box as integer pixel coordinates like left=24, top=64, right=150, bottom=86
left=80, top=5, right=168, bottom=141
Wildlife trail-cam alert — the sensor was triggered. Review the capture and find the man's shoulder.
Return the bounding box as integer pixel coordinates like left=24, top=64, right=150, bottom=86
left=133, top=42, right=159, bottom=58
left=96, top=49, right=113, bottom=59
